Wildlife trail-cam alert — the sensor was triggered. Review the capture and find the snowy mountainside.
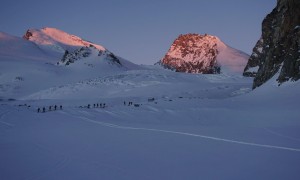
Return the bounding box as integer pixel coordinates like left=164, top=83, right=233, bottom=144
left=0, top=32, right=51, bottom=61
left=0, top=48, right=141, bottom=100
left=0, top=33, right=252, bottom=101
left=0, top=28, right=144, bottom=100
left=159, top=33, right=249, bottom=74
left=23, top=27, right=125, bottom=67
left=23, top=27, right=105, bottom=56
left=0, top=30, right=252, bottom=101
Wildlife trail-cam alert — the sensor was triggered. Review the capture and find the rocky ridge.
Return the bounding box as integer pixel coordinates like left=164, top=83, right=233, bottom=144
left=243, top=0, right=300, bottom=88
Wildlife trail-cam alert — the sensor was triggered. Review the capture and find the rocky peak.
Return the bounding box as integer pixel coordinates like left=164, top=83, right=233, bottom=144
left=243, top=0, right=300, bottom=88
left=159, top=33, right=249, bottom=74
left=160, top=33, right=221, bottom=74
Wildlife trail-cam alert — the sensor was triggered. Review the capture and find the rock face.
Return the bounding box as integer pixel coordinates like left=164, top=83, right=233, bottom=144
left=243, top=0, right=300, bottom=88
left=59, top=45, right=121, bottom=66
left=160, top=33, right=249, bottom=74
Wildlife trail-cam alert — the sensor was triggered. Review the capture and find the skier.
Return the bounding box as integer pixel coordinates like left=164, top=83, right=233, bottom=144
left=43, top=107, right=46, bottom=113
left=87, top=104, right=90, bottom=109
left=60, top=105, right=62, bottom=110
left=54, top=105, right=57, bottom=110
left=37, top=108, right=40, bottom=113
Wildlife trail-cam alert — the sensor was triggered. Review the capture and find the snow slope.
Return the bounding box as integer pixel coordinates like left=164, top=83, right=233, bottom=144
left=216, top=40, right=250, bottom=73
left=0, top=76, right=300, bottom=180
left=0, top=32, right=51, bottom=61
left=0, top=29, right=144, bottom=100
left=24, top=27, right=105, bottom=58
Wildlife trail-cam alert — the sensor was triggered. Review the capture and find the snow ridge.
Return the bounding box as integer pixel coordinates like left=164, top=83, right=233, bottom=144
left=22, top=27, right=124, bottom=67
left=23, top=27, right=105, bottom=54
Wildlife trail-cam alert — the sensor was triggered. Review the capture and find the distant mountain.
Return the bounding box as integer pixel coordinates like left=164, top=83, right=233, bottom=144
left=0, top=28, right=142, bottom=99
left=158, top=33, right=249, bottom=74
left=243, top=0, right=300, bottom=88
left=23, top=27, right=106, bottom=53
left=23, top=27, right=122, bottom=66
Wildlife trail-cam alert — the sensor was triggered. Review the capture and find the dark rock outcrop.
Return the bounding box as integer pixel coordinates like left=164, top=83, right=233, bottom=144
left=23, top=30, right=33, bottom=40
left=243, top=0, right=300, bottom=89
left=59, top=46, right=121, bottom=66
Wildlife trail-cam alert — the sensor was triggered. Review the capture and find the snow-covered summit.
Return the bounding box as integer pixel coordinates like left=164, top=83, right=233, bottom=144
left=159, top=33, right=249, bottom=74
left=23, top=27, right=105, bottom=55
left=22, top=27, right=129, bottom=67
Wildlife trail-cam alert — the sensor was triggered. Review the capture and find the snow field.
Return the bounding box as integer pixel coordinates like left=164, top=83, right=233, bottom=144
left=1, top=28, right=300, bottom=180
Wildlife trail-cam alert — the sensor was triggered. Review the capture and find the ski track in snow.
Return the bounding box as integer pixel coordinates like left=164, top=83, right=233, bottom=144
left=263, top=127, right=300, bottom=143
left=65, top=111, right=300, bottom=153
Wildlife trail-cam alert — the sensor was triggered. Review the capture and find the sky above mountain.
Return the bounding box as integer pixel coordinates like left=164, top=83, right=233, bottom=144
left=0, top=0, right=275, bottom=65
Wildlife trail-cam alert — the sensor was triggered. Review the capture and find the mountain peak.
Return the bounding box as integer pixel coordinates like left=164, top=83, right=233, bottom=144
left=159, top=33, right=248, bottom=74
left=20, top=27, right=126, bottom=67
left=23, top=27, right=105, bottom=55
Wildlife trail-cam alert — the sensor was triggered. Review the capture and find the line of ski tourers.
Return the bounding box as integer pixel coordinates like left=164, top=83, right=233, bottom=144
left=36, top=98, right=156, bottom=113
left=79, top=103, right=107, bottom=109
left=37, top=105, right=63, bottom=113
left=79, top=101, right=140, bottom=109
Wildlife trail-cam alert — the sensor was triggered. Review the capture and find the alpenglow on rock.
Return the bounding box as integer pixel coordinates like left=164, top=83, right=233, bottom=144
left=159, top=33, right=249, bottom=74
left=243, top=0, right=300, bottom=89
